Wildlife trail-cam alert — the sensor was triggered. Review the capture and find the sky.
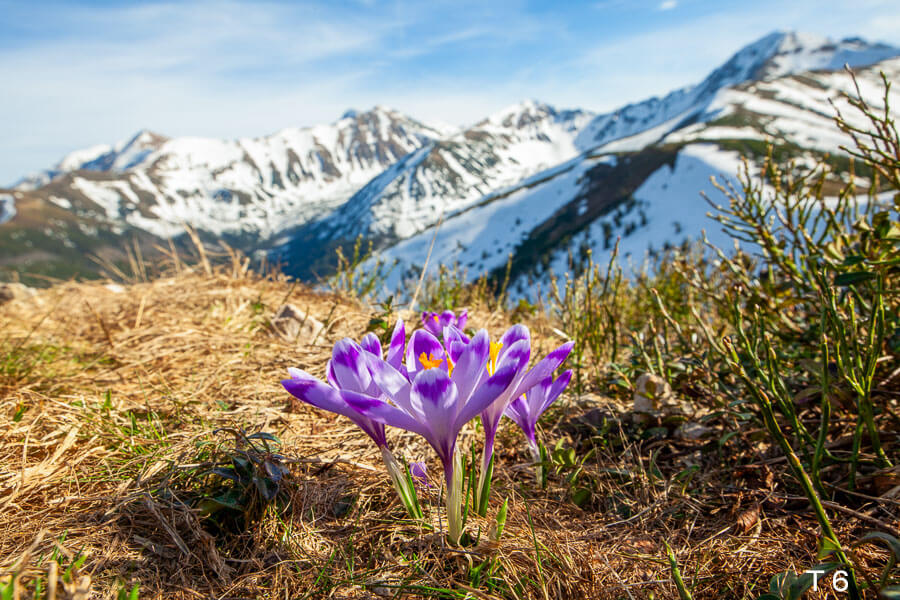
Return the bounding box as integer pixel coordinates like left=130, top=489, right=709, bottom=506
left=2, top=0, right=900, bottom=185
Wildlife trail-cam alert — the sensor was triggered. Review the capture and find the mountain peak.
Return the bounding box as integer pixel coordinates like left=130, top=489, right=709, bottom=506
left=735, top=30, right=900, bottom=81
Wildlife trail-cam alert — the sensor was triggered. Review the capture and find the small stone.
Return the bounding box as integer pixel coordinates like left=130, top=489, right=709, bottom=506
left=271, top=304, right=324, bottom=342
left=0, top=282, right=36, bottom=305
left=632, top=372, right=672, bottom=413
left=674, top=422, right=713, bottom=441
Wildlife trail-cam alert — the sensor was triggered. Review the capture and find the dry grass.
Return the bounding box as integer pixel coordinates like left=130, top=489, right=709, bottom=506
left=0, top=261, right=895, bottom=599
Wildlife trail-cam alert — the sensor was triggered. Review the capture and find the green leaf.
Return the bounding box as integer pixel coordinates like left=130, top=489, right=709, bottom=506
left=718, top=431, right=740, bottom=447
left=208, top=489, right=245, bottom=510
left=817, top=536, right=842, bottom=560
left=209, top=467, right=240, bottom=482
left=1, top=576, right=15, bottom=600
left=858, top=531, right=900, bottom=560
left=572, top=488, right=591, bottom=508
left=834, top=271, right=875, bottom=286
left=494, top=497, right=509, bottom=541
left=264, top=460, right=284, bottom=483
left=253, top=476, right=278, bottom=500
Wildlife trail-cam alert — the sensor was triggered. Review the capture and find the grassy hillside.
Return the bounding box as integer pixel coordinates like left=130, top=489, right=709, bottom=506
left=1, top=74, right=898, bottom=600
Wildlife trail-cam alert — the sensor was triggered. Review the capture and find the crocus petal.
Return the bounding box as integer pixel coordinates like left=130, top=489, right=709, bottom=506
left=331, top=339, right=373, bottom=394
left=360, top=332, right=383, bottom=358
left=421, top=312, right=442, bottom=336
left=363, top=352, right=420, bottom=418
left=513, top=341, right=575, bottom=397
left=386, top=318, right=406, bottom=372
left=439, top=310, right=456, bottom=330
left=453, top=360, right=518, bottom=431
left=495, top=338, right=531, bottom=375
left=411, top=369, right=459, bottom=462
left=343, top=391, right=433, bottom=441
left=479, top=337, right=533, bottom=426
left=450, top=329, right=489, bottom=401
left=410, top=461, right=430, bottom=488
left=442, top=325, right=470, bottom=360
left=325, top=360, right=339, bottom=388
left=405, top=329, right=445, bottom=378
left=542, top=369, right=573, bottom=413
left=505, top=395, right=537, bottom=443
left=499, top=324, right=530, bottom=359
left=282, top=373, right=386, bottom=446
left=457, top=309, right=468, bottom=331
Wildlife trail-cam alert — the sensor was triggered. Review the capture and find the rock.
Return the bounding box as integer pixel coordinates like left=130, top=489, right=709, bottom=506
left=0, top=282, right=36, bottom=305
left=674, top=422, right=713, bottom=441
left=271, top=304, right=324, bottom=342
left=632, top=372, right=673, bottom=413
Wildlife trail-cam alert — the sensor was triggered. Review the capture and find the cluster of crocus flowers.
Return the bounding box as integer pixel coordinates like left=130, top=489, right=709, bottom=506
left=281, top=310, right=572, bottom=545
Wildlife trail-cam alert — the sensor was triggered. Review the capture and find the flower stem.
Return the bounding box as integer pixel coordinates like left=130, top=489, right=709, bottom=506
left=528, top=440, right=543, bottom=485
left=381, top=447, right=422, bottom=520
left=445, top=449, right=464, bottom=545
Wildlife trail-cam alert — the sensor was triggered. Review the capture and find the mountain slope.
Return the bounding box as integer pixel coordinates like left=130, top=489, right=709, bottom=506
left=360, top=55, right=900, bottom=298
left=7, top=107, right=449, bottom=244
left=3, top=30, right=899, bottom=289
left=275, top=31, right=899, bottom=280
left=575, top=31, right=900, bottom=151
left=299, top=101, right=594, bottom=242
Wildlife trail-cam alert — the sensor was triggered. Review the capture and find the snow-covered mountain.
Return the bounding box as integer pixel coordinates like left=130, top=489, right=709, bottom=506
left=9, top=107, right=450, bottom=240
left=368, top=56, right=900, bottom=297
left=272, top=31, right=900, bottom=280
left=2, top=30, right=899, bottom=288
left=292, top=101, right=595, bottom=243
left=575, top=31, right=900, bottom=151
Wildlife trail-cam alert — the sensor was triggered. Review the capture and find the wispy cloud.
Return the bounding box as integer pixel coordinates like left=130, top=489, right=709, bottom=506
left=1, top=0, right=900, bottom=184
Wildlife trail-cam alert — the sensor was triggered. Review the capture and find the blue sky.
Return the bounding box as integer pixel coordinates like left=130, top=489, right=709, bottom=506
left=2, top=0, right=900, bottom=184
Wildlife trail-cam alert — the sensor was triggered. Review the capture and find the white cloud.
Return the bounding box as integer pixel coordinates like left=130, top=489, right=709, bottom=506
left=3, top=0, right=900, bottom=184
left=659, top=0, right=678, bottom=10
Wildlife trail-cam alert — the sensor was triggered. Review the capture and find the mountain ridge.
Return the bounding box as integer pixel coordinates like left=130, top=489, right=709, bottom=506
left=2, top=30, right=899, bottom=287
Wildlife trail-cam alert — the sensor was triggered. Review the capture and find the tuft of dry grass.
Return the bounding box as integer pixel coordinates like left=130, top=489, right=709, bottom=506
left=0, top=260, right=895, bottom=599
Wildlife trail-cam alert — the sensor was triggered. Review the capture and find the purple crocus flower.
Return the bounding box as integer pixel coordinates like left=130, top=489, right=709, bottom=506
left=409, top=461, right=430, bottom=489
left=475, top=326, right=574, bottom=514
left=505, top=370, right=573, bottom=478
left=284, top=335, right=387, bottom=447
left=281, top=329, right=422, bottom=519
left=422, top=309, right=468, bottom=338
left=345, top=328, right=520, bottom=544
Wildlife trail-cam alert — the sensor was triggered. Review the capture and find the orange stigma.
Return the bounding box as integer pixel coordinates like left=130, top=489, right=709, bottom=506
left=419, top=352, right=443, bottom=370
left=487, top=341, right=503, bottom=375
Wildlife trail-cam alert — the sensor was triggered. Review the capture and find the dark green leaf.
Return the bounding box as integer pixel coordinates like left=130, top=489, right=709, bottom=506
left=859, top=531, right=900, bottom=560
left=572, top=488, right=591, bottom=508
left=253, top=476, right=278, bottom=500
left=264, top=460, right=284, bottom=483
left=834, top=271, right=875, bottom=286
left=209, top=467, right=240, bottom=482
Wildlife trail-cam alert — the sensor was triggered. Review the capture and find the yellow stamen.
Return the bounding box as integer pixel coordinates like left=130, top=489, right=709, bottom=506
left=487, top=341, right=503, bottom=375
left=447, top=357, right=455, bottom=376
left=433, top=314, right=440, bottom=324
left=419, top=352, right=443, bottom=370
